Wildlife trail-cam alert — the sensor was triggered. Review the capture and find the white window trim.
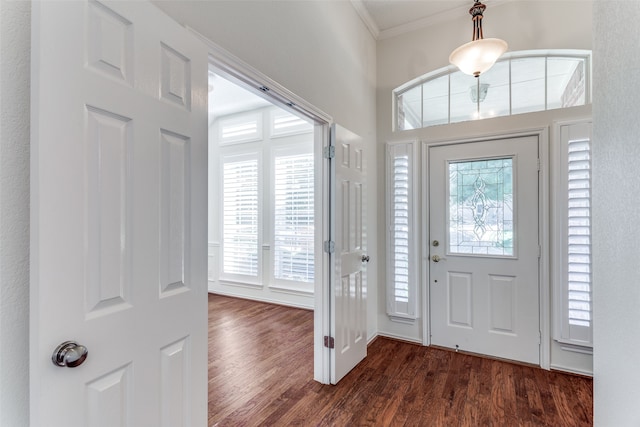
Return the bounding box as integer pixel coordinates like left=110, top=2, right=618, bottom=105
left=385, top=141, right=419, bottom=321
left=552, top=118, right=593, bottom=348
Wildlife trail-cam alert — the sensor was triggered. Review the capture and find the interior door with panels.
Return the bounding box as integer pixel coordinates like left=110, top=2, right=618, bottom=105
left=31, top=1, right=208, bottom=425
left=429, top=136, right=541, bottom=365
left=330, top=124, right=368, bottom=384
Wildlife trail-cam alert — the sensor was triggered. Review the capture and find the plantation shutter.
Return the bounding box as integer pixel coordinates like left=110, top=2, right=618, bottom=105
left=273, top=153, right=315, bottom=283
left=222, top=157, right=259, bottom=277
left=566, top=138, right=592, bottom=331
left=557, top=121, right=593, bottom=346
left=386, top=142, right=417, bottom=319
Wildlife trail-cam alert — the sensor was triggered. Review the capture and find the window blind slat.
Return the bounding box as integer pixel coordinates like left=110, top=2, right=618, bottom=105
left=391, top=153, right=410, bottom=304
left=223, top=159, right=259, bottom=277
left=567, top=137, right=592, bottom=329
left=273, top=153, right=314, bottom=283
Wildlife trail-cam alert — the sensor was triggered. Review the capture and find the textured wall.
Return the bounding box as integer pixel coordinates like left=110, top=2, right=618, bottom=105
left=592, top=1, right=640, bottom=424
left=0, top=1, right=31, bottom=425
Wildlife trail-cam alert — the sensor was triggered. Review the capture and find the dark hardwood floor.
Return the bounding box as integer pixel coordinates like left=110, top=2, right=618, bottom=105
left=208, top=294, right=593, bottom=426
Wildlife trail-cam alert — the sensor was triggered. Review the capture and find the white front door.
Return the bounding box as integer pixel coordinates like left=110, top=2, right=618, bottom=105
left=30, top=2, right=208, bottom=425
left=429, top=136, right=540, bottom=365
left=330, top=124, right=367, bottom=384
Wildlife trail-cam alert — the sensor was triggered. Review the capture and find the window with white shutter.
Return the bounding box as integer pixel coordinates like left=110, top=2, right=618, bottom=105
left=222, top=155, right=260, bottom=278
left=215, top=106, right=314, bottom=297
left=273, top=152, right=314, bottom=285
left=554, top=120, right=593, bottom=347
left=386, top=142, right=418, bottom=320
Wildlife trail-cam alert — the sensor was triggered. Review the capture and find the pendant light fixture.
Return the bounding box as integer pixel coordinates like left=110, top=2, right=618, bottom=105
left=449, top=1, right=507, bottom=78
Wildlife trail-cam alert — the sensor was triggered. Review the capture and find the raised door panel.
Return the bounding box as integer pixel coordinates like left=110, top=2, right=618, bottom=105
left=160, top=130, right=190, bottom=297
left=85, top=106, right=133, bottom=318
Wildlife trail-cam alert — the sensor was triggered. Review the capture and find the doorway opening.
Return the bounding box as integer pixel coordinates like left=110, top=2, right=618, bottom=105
left=207, top=68, right=318, bottom=309
left=206, top=67, right=324, bottom=417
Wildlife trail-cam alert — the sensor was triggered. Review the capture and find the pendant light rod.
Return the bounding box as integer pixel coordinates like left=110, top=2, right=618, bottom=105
left=470, top=1, right=486, bottom=41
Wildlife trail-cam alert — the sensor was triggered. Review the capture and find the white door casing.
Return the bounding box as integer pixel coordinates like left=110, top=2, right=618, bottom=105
left=429, top=136, right=541, bottom=365
left=330, top=124, right=367, bottom=384
left=30, top=1, right=208, bottom=426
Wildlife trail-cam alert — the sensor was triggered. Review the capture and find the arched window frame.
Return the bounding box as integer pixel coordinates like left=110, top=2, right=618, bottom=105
left=393, top=50, right=592, bottom=131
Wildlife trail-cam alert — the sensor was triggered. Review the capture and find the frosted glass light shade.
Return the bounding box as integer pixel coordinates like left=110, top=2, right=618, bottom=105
left=449, top=38, right=508, bottom=77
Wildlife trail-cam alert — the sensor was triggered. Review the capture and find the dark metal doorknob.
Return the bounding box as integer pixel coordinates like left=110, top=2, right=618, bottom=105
left=52, top=341, right=88, bottom=368
left=361, top=255, right=370, bottom=263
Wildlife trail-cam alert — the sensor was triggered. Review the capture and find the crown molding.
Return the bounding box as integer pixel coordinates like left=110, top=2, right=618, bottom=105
left=350, top=0, right=380, bottom=40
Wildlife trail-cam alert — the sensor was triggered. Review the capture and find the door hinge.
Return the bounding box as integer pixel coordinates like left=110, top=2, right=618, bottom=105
left=323, top=146, right=335, bottom=159
left=537, top=158, right=541, bottom=171
left=538, top=245, right=542, bottom=258
left=539, top=331, right=542, bottom=345
left=324, top=240, right=335, bottom=254
left=324, top=336, right=335, bottom=349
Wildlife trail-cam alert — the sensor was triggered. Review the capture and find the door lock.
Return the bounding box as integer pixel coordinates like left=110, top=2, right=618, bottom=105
left=432, top=240, right=439, bottom=247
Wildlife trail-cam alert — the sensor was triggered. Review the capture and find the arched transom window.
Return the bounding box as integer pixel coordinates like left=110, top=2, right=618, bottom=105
left=394, top=50, right=591, bottom=131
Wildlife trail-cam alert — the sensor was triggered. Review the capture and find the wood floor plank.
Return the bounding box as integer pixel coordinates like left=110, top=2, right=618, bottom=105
left=208, top=294, right=593, bottom=426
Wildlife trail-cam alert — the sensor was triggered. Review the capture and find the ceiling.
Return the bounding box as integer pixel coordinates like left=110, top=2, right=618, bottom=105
left=352, top=0, right=506, bottom=40
left=208, top=71, right=272, bottom=123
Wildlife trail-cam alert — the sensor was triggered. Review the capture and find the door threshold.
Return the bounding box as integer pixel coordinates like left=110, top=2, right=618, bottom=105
left=428, top=344, right=540, bottom=370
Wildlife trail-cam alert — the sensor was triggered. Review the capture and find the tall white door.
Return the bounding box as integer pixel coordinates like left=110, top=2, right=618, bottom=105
left=30, top=2, right=208, bottom=426
left=330, top=124, right=368, bottom=384
left=429, top=136, right=540, bottom=365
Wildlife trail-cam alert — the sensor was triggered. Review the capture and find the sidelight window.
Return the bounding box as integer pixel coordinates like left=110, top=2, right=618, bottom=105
left=385, top=141, right=418, bottom=320
left=553, top=120, right=593, bottom=347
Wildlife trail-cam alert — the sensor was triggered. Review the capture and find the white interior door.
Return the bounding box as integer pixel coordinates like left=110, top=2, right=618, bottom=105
left=30, top=1, right=208, bottom=425
left=429, top=136, right=540, bottom=365
left=330, top=124, right=367, bottom=384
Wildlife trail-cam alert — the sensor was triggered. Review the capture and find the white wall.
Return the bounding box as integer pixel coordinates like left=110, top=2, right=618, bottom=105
left=375, top=1, right=594, bottom=373
left=154, top=0, right=380, bottom=339
left=593, top=1, right=640, bottom=424
left=0, top=1, right=31, bottom=425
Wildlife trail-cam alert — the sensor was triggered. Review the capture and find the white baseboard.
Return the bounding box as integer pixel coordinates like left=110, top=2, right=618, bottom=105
left=550, top=363, right=593, bottom=377
left=207, top=289, right=313, bottom=311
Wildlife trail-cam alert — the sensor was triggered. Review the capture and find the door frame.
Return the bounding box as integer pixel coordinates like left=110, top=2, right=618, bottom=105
left=189, top=28, right=335, bottom=383
left=420, top=128, right=551, bottom=369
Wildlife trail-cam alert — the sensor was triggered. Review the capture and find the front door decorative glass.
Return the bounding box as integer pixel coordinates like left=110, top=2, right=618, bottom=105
left=448, top=158, right=514, bottom=256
